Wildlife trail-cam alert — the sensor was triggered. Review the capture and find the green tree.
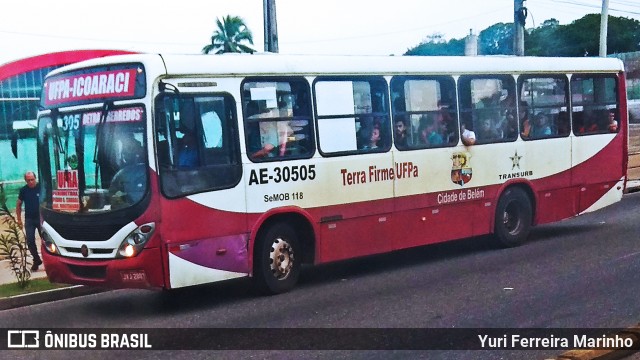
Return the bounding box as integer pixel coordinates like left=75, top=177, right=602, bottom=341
left=527, top=15, right=640, bottom=57
left=406, top=33, right=465, bottom=56
left=526, top=19, right=561, bottom=56
left=405, top=14, right=640, bottom=58
left=603, top=15, right=640, bottom=54
left=478, top=23, right=514, bottom=55
left=202, top=15, right=255, bottom=54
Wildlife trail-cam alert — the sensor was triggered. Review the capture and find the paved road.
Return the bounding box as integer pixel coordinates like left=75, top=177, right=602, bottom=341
left=3, top=192, right=640, bottom=359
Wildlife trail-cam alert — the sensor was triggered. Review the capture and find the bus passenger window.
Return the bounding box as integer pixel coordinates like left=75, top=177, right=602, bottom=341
left=242, top=78, right=314, bottom=161
left=571, top=75, right=618, bottom=136
left=315, top=77, right=390, bottom=155
left=459, top=75, right=517, bottom=144
left=519, top=75, right=568, bottom=140
left=154, top=94, right=242, bottom=198
left=390, top=75, right=458, bottom=150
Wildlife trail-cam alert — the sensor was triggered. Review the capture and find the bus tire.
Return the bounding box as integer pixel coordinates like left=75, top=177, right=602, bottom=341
left=254, top=222, right=301, bottom=294
left=493, top=187, right=532, bottom=247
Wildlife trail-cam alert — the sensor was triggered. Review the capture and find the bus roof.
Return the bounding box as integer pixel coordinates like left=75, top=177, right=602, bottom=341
left=46, top=53, right=625, bottom=79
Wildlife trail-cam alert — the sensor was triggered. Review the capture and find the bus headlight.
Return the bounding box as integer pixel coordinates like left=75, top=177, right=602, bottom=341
left=117, top=222, right=156, bottom=258
left=41, top=230, right=60, bottom=255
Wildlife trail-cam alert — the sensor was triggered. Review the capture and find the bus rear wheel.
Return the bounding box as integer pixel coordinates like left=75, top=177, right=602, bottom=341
left=254, top=222, right=301, bottom=294
left=493, top=187, right=532, bottom=247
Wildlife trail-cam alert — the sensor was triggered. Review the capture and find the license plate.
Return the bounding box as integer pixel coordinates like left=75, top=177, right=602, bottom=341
left=120, top=270, right=146, bottom=282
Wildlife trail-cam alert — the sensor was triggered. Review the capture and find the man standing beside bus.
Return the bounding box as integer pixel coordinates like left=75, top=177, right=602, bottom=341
left=16, top=171, right=43, bottom=271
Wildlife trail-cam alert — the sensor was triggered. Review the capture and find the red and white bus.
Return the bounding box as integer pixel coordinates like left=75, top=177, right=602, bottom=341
left=36, top=54, right=627, bottom=293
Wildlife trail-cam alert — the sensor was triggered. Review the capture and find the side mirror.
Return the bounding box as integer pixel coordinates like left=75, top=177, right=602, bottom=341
left=10, top=132, right=18, bottom=158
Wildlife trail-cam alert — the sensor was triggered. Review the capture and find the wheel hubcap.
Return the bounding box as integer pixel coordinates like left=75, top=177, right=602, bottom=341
left=269, top=237, right=294, bottom=280
left=503, top=202, right=521, bottom=235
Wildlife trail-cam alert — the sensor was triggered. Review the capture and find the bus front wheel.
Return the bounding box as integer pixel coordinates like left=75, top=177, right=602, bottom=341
left=254, top=222, right=301, bottom=294
left=494, top=187, right=532, bottom=247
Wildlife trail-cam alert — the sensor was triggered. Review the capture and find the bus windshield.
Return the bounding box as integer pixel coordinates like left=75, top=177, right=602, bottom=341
left=37, top=105, right=148, bottom=214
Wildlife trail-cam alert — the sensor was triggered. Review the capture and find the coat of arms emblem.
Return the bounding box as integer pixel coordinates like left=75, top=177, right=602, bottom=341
left=451, top=152, right=472, bottom=186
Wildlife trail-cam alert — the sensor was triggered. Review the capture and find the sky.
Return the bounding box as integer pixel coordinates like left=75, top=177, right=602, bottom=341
left=1, top=0, right=639, bottom=65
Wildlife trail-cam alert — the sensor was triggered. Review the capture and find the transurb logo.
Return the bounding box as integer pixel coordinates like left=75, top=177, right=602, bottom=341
left=451, top=152, right=472, bottom=186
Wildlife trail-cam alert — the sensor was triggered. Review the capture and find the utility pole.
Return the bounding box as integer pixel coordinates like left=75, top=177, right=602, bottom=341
left=599, top=0, right=609, bottom=57
left=514, top=0, right=527, bottom=56
left=263, top=0, right=279, bottom=53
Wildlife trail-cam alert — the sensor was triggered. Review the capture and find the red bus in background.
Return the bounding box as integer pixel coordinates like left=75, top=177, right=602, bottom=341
left=0, top=50, right=135, bottom=81
left=1, top=50, right=135, bottom=141
left=0, top=50, right=135, bottom=187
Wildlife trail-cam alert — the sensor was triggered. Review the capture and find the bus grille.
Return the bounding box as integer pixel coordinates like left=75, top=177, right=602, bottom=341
left=67, top=264, right=107, bottom=279
left=52, top=223, right=126, bottom=241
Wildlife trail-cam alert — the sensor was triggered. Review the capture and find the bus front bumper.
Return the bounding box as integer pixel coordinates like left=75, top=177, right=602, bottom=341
left=42, top=247, right=165, bottom=289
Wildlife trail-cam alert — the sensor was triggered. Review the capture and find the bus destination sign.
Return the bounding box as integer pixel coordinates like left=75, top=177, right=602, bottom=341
left=44, top=68, right=140, bottom=106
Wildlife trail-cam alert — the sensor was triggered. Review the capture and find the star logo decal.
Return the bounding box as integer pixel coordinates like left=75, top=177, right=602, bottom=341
left=510, top=150, right=522, bottom=170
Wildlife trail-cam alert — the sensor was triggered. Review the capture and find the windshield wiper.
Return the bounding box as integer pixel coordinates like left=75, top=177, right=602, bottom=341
left=93, top=101, right=112, bottom=190
left=49, top=110, right=65, bottom=171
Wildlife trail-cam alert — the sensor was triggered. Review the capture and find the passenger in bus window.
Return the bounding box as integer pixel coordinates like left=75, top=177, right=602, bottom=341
left=557, top=112, right=571, bottom=136
left=436, top=102, right=458, bottom=144
left=418, top=115, right=444, bottom=147
left=276, top=121, right=293, bottom=155
left=250, top=121, right=278, bottom=158
left=394, top=116, right=409, bottom=149
left=178, top=132, right=199, bottom=168
left=359, top=122, right=381, bottom=150
left=530, top=113, right=552, bottom=138
left=520, top=109, right=531, bottom=139
left=393, top=97, right=406, bottom=113
left=477, top=118, right=499, bottom=142
left=435, top=102, right=453, bottom=127
left=461, top=120, right=476, bottom=146
left=109, top=141, right=146, bottom=209
left=607, top=110, right=618, bottom=132
left=497, top=95, right=518, bottom=139
left=117, top=131, right=144, bottom=168
left=578, top=112, right=599, bottom=134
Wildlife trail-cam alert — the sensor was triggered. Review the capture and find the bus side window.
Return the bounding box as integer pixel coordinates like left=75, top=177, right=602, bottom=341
left=314, top=77, right=389, bottom=155
left=519, top=75, right=568, bottom=140
left=389, top=75, right=457, bottom=150
left=242, top=77, right=314, bottom=161
left=571, top=75, right=618, bottom=136
left=460, top=75, right=517, bottom=144
left=155, top=93, right=242, bottom=198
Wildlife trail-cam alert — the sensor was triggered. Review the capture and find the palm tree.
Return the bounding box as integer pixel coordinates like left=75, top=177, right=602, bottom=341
left=202, top=15, right=255, bottom=54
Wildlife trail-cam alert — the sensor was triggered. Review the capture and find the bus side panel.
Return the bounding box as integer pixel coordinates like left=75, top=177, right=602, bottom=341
left=316, top=206, right=394, bottom=263
left=393, top=199, right=482, bottom=249
left=571, top=133, right=625, bottom=213
left=158, top=195, right=250, bottom=289
left=247, top=155, right=396, bottom=264
left=391, top=147, right=479, bottom=248
left=535, top=186, right=577, bottom=224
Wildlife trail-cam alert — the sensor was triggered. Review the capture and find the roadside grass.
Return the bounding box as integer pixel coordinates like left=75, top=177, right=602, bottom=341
left=0, top=278, right=69, bottom=298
